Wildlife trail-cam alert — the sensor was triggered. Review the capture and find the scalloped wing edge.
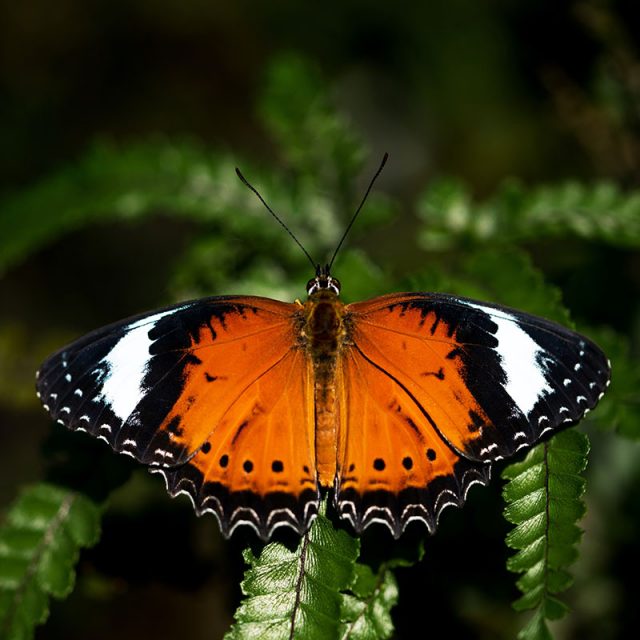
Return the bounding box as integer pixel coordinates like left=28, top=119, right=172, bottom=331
left=150, top=464, right=320, bottom=540
left=336, top=457, right=491, bottom=538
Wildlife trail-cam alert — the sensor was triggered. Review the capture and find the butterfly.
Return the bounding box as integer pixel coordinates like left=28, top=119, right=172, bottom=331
left=35, top=160, right=611, bottom=540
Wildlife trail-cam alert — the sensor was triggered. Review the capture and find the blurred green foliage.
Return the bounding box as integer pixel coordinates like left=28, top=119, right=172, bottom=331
left=418, top=178, right=640, bottom=250
left=0, top=484, right=101, bottom=640
left=1, top=2, right=639, bottom=639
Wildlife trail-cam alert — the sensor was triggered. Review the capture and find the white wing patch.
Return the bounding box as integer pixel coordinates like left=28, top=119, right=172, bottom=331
left=93, top=307, right=186, bottom=422
left=458, top=300, right=552, bottom=416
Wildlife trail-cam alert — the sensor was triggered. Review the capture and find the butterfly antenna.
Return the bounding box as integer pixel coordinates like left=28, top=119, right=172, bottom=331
left=328, top=152, right=389, bottom=271
left=235, top=168, right=317, bottom=271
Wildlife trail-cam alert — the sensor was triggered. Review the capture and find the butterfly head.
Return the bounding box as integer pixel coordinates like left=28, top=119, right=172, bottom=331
left=307, top=264, right=341, bottom=296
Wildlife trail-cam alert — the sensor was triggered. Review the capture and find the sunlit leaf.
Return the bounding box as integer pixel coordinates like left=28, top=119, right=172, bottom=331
left=225, top=511, right=359, bottom=640
left=502, top=430, right=590, bottom=639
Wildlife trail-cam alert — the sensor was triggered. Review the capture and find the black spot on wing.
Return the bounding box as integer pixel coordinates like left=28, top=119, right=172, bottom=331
left=445, top=347, right=464, bottom=360
left=166, top=415, right=183, bottom=436
left=467, top=410, right=485, bottom=433
left=420, top=366, right=445, bottom=381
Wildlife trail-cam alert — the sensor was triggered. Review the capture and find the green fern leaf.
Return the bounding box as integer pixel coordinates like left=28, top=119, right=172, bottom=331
left=337, top=537, right=422, bottom=639
left=502, top=430, right=590, bottom=640
left=518, top=609, right=554, bottom=640
left=339, top=562, right=397, bottom=640
left=225, top=511, right=359, bottom=640
left=0, top=483, right=101, bottom=640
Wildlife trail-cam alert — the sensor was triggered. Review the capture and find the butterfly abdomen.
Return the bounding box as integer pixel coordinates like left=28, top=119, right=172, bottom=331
left=303, top=291, right=347, bottom=487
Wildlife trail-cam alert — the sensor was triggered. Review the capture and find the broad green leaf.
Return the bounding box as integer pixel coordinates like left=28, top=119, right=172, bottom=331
left=0, top=483, right=101, bottom=640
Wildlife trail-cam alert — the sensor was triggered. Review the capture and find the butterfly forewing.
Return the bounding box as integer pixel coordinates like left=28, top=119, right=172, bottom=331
left=336, top=292, right=610, bottom=536
left=37, top=295, right=320, bottom=539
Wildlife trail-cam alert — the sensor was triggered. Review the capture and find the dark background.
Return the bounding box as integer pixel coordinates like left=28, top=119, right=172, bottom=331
left=1, top=1, right=639, bottom=639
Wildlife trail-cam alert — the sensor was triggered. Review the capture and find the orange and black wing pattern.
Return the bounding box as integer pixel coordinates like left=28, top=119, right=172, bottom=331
left=336, top=292, right=610, bottom=537
left=37, top=287, right=610, bottom=540
left=36, top=296, right=318, bottom=539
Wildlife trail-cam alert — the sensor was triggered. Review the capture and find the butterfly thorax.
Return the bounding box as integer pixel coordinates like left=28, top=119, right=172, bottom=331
left=303, top=288, right=348, bottom=487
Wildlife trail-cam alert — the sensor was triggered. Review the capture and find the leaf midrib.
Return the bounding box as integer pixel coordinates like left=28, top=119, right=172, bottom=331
left=288, top=530, right=311, bottom=640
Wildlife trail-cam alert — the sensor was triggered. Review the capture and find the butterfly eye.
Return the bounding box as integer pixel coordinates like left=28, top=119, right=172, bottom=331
left=306, top=278, right=319, bottom=294
left=306, top=276, right=341, bottom=295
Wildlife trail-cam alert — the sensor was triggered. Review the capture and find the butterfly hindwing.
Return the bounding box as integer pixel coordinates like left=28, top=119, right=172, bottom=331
left=336, top=292, right=610, bottom=536
left=37, top=295, right=319, bottom=539
left=155, top=347, right=318, bottom=538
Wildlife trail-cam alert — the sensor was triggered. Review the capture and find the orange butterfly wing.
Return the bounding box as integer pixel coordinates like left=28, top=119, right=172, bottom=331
left=37, top=286, right=610, bottom=539
left=335, top=292, right=610, bottom=536
left=156, top=346, right=317, bottom=538
left=37, top=296, right=318, bottom=538
left=335, top=343, right=489, bottom=536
